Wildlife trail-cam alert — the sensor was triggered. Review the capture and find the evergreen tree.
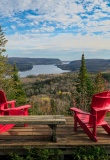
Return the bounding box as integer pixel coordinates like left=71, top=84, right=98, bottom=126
left=0, top=26, right=27, bottom=105
left=76, top=54, right=93, bottom=96
left=0, top=26, right=8, bottom=54
left=0, top=26, right=14, bottom=96
left=77, top=54, right=87, bottom=93
left=11, top=64, right=27, bottom=105
left=75, top=54, right=93, bottom=111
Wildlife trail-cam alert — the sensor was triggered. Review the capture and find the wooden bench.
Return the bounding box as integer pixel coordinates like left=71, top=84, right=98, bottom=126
left=0, top=115, right=66, bottom=142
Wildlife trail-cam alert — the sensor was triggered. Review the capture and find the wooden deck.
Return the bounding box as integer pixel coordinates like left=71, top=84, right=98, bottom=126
left=0, top=116, right=110, bottom=155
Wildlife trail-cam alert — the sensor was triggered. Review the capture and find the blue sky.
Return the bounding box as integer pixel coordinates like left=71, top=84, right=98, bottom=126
left=0, top=0, right=110, bottom=61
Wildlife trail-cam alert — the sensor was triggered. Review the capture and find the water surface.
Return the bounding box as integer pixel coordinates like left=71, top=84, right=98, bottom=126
left=19, top=65, right=70, bottom=77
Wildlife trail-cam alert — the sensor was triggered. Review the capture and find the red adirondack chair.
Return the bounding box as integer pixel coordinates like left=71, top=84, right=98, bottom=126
left=70, top=91, right=110, bottom=142
left=0, top=90, right=31, bottom=133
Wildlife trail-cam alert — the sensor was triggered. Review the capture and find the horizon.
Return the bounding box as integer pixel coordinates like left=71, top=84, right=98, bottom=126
left=8, top=56, right=109, bottom=61
left=0, top=0, right=110, bottom=61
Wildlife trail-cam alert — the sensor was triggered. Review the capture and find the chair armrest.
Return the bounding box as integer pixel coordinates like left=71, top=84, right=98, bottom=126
left=93, top=106, right=110, bottom=112
left=6, top=100, right=16, bottom=108
left=1, top=105, right=31, bottom=111
left=6, top=100, right=16, bottom=104
left=0, top=101, right=16, bottom=110
left=15, top=105, right=31, bottom=110
left=70, top=107, right=96, bottom=118
left=70, top=107, right=90, bottom=115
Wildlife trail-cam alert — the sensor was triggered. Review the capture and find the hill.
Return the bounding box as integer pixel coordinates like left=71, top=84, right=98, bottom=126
left=8, top=57, right=62, bottom=71
left=8, top=57, right=110, bottom=73
left=57, top=59, right=110, bottom=73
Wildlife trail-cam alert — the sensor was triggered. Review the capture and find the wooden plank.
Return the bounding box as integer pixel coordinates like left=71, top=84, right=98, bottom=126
left=0, top=115, right=66, bottom=142
left=0, top=115, right=65, bottom=119
left=0, top=116, right=110, bottom=155
left=0, top=115, right=66, bottom=125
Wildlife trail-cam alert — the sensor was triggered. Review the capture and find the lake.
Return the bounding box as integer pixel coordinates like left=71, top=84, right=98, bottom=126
left=19, top=65, right=70, bottom=77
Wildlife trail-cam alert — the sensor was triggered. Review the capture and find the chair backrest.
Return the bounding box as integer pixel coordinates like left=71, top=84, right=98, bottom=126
left=0, top=90, right=8, bottom=110
left=89, top=91, right=110, bottom=125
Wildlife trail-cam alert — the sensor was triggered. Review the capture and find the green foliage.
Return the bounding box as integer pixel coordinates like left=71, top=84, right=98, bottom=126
left=22, top=73, right=75, bottom=115
left=50, top=98, right=57, bottom=114
left=5, top=146, right=109, bottom=160
left=29, top=99, right=42, bottom=115
left=0, top=26, right=8, bottom=54
left=78, top=54, right=88, bottom=86
left=72, top=146, right=109, bottom=160
left=76, top=54, right=93, bottom=97
left=75, top=54, right=94, bottom=111
left=94, top=72, right=107, bottom=94
left=22, top=69, right=110, bottom=115
left=9, top=153, right=24, bottom=160
left=0, top=26, right=28, bottom=106
left=102, top=73, right=110, bottom=82
left=11, top=64, right=27, bottom=105
left=0, top=26, right=14, bottom=96
left=8, top=148, right=62, bottom=160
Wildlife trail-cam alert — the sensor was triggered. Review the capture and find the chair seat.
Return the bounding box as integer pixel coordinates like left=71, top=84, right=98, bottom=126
left=77, top=114, right=108, bottom=127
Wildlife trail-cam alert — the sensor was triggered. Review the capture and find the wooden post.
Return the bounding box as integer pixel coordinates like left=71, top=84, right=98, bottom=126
left=48, top=124, right=57, bottom=142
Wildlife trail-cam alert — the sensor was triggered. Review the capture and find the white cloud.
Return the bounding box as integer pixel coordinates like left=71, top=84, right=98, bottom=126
left=0, top=0, right=109, bottom=33
left=0, top=0, right=109, bottom=59
left=6, top=32, right=110, bottom=52
left=10, top=25, right=16, bottom=30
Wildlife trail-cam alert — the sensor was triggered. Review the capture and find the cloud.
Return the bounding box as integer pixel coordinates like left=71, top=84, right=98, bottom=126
left=6, top=32, right=110, bottom=52
left=0, top=0, right=109, bottom=60
left=0, top=0, right=109, bottom=34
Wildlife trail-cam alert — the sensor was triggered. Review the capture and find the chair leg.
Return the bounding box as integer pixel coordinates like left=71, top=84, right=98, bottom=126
left=74, top=116, right=78, bottom=131
left=78, top=118, right=97, bottom=142
left=0, top=125, right=3, bottom=129
left=0, top=124, right=15, bottom=133
left=24, top=124, right=28, bottom=127
left=102, top=124, right=110, bottom=135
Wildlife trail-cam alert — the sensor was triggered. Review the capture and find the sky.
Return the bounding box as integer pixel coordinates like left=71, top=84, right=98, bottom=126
left=0, top=0, right=110, bottom=61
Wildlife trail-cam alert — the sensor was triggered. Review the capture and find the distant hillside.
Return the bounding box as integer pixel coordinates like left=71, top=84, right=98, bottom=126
left=8, top=57, right=62, bottom=71
left=8, top=57, right=110, bottom=73
left=57, top=59, right=110, bottom=73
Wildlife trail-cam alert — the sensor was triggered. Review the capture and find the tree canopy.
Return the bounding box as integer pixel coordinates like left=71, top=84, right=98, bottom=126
left=11, top=64, right=27, bottom=105
left=0, top=26, right=13, bottom=95
left=0, top=26, right=27, bottom=104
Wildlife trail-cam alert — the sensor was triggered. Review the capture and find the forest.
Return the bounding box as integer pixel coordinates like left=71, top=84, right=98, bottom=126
left=21, top=56, right=110, bottom=116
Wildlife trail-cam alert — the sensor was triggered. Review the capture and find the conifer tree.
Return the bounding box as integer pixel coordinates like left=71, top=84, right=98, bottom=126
left=0, top=26, right=27, bottom=105
left=76, top=54, right=93, bottom=111
left=76, top=54, right=93, bottom=96
left=0, top=26, right=14, bottom=96
left=0, top=26, right=8, bottom=54
left=11, top=64, right=27, bottom=105
left=77, top=54, right=87, bottom=92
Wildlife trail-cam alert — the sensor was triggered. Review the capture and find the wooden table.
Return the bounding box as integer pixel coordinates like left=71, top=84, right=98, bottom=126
left=0, top=115, right=66, bottom=142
